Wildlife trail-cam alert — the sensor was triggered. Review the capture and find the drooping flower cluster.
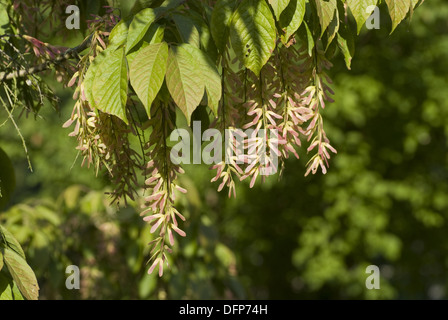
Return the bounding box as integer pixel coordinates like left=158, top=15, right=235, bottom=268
left=239, top=63, right=284, bottom=187
left=210, top=52, right=246, bottom=198
left=210, top=43, right=337, bottom=194
left=140, top=101, right=187, bottom=277
left=301, top=49, right=338, bottom=176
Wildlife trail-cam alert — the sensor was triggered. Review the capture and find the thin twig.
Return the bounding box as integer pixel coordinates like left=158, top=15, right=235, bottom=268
left=0, top=34, right=93, bottom=82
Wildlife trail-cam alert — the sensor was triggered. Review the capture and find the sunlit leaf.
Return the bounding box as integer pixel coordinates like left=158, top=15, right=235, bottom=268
left=314, top=0, right=337, bottom=38
left=130, top=42, right=169, bottom=118
left=346, top=0, right=378, bottom=34
left=230, top=0, right=277, bottom=75
left=385, top=0, right=411, bottom=33
left=268, top=0, right=291, bottom=21
left=3, top=248, right=39, bottom=300
left=337, top=24, right=355, bottom=69
left=173, top=14, right=200, bottom=47
left=92, top=47, right=128, bottom=123
left=279, top=0, right=306, bottom=44
left=0, top=226, right=25, bottom=260
left=166, top=44, right=221, bottom=123
left=126, top=8, right=157, bottom=53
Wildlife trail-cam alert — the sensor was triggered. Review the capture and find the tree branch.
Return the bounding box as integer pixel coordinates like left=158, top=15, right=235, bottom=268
left=0, top=34, right=93, bottom=82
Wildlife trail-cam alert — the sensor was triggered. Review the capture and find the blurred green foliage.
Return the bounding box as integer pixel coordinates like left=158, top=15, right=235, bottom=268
left=1, top=0, right=448, bottom=300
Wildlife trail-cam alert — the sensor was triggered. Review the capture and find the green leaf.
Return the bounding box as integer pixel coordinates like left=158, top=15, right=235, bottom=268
left=166, top=45, right=204, bottom=124
left=109, top=19, right=129, bottom=47
left=130, top=42, right=169, bottom=118
left=83, top=50, right=109, bottom=109
left=0, top=270, right=24, bottom=300
left=409, top=0, right=422, bottom=21
left=126, top=8, right=157, bottom=53
left=346, top=0, right=378, bottom=34
left=230, top=0, right=277, bottom=76
left=92, top=47, right=129, bottom=123
left=172, top=14, right=201, bottom=47
left=126, top=24, right=165, bottom=66
left=186, top=11, right=219, bottom=62
left=166, top=44, right=221, bottom=123
left=3, top=248, right=39, bottom=300
left=385, top=0, right=411, bottom=33
left=279, top=0, right=306, bottom=44
left=0, top=148, right=16, bottom=209
left=215, top=243, right=236, bottom=268
left=314, top=0, right=337, bottom=38
left=325, top=6, right=339, bottom=48
left=268, top=0, right=291, bottom=21
left=0, top=1, right=10, bottom=35
left=300, top=21, right=315, bottom=56
left=0, top=250, right=3, bottom=272
left=337, top=24, right=355, bottom=69
left=210, top=0, right=238, bottom=53
left=196, top=51, right=222, bottom=116
left=0, top=226, right=25, bottom=260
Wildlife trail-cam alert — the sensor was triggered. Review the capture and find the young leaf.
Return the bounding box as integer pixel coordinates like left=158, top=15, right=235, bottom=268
left=346, top=0, right=378, bottom=34
left=0, top=226, right=25, bottom=260
left=210, top=0, right=238, bottom=53
left=314, top=0, right=337, bottom=38
left=130, top=42, right=169, bottom=118
left=279, top=0, right=306, bottom=44
left=385, top=0, right=411, bottom=33
left=166, top=45, right=205, bottom=124
left=230, top=0, right=277, bottom=76
left=92, top=47, right=129, bottom=123
left=3, top=248, right=39, bottom=300
left=126, top=8, right=157, bottom=53
left=268, top=0, right=291, bottom=21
